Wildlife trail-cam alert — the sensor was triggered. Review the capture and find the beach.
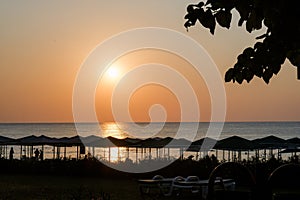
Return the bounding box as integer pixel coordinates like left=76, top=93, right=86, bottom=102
left=1, top=122, right=300, bottom=162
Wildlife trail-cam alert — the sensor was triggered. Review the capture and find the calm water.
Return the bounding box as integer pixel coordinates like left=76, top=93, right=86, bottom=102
left=0, top=122, right=299, bottom=161
left=1, top=122, right=300, bottom=139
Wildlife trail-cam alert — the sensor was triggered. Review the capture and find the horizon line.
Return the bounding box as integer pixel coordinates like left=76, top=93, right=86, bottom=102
left=0, top=120, right=300, bottom=124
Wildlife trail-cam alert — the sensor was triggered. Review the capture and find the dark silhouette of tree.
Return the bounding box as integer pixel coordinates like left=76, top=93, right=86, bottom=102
left=184, top=0, right=300, bottom=84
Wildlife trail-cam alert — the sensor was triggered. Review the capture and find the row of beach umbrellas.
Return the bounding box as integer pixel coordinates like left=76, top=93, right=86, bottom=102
left=0, top=134, right=299, bottom=152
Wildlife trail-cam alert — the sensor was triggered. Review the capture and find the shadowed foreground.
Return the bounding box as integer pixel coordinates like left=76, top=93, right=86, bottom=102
left=0, top=156, right=298, bottom=199
left=0, top=174, right=139, bottom=200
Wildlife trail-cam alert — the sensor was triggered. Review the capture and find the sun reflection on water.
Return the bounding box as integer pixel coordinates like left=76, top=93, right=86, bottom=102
left=100, top=122, right=127, bottom=139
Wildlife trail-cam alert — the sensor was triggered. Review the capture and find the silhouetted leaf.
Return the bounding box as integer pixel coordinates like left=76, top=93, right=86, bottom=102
left=233, top=63, right=242, bottom=71
left=287, top=50, right=300, bottom=67
left=235, top=71, right=244, bottom=84
left=196, top=2, right=204, bottom=8
left=205, top=0, right=215, bottom=6
left=242, top=68, right=254, bottom=83
left=243, top=47, right=254, bottom=57
left=238, top=18, right=244, bottom=26
left=272, top=64, right=281, bottom=75
left=225, top=68, right=234, bottom=82
left=187, top=5, right=195, bottom=13
left=254, top=42, right=263, bottom=50
left=215, top=10, right=232, bottom=29
left=263, top=68, right=273, bottom=84
left=252, top=65, right=263, bottom=78
left=246, top=11, right=256, bottom=33
left=237, top=54, right=247, bottom=64
left=236, top=0, right=250, bottom=26
left=198, top=9, right=216, bottom=34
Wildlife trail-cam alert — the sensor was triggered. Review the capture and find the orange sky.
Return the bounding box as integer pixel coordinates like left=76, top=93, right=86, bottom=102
left=0, top=1, right=300, bottom=122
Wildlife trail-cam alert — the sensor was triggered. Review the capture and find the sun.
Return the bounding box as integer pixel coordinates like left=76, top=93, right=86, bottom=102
left=107, top=67, right=119, bottom=78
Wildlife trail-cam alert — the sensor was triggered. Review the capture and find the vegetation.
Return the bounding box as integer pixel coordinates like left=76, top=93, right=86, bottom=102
left=184, top=0, right=300, bottom=84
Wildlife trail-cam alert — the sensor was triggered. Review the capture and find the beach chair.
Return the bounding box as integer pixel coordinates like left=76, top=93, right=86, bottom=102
left=155, top=176, right=186, bottom=198
left=138, top=175, right=174, bottom=200
left=172, top=175, right=202, bottom=199
left=267, top=163, right=300, bottom=200
left=206, top=162, right=256, bottom=200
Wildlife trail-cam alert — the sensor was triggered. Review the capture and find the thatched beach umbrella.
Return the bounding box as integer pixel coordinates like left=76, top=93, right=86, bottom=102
left=17, top=135, right=40, bottom=158
left=253, top=135, right=287, bottom=160
left=253, top=135, right=287, bottom=149
left=123, top=137, right=142, bottom=162
left=83, top=136, right=117, bottom=160
left=215, top=136, right=258, bottom=151
left=214, top=136, right=259, bottom=161
left=278, top=137, right=300, bottom=158
left=54, top=135, right=84, bottom=159
left=0, top=135, right=15, bottom=159
left=189, top=137, right=217, bottom=151
left=0, top=135, right=15, bottom=144
left=280, top=149, right=300, bottom=154
left=286, top=137, right=300, bottom=149
left=187, top=137, right=218, bottom=160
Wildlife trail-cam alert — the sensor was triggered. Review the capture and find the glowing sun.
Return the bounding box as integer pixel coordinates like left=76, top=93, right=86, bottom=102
left=107, top=67, right=119, bottom=78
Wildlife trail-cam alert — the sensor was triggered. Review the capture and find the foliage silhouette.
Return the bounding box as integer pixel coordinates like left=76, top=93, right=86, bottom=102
left=184, top=0, right=300, bottom=84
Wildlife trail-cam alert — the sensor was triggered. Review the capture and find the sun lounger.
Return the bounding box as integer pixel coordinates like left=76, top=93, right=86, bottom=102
left=207, top=162, right=256, bottom=200
left=138, top=174, right=236, bottom=200
left=267, top=163, right=300, bottom=200
left=138, top=175, right=174, bottom=199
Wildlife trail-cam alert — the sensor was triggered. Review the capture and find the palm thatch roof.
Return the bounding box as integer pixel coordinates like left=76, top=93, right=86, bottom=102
left=0, top=135, right=15, bottom=144
left=252, top=135, right=287, bottom=149
left=214, top=136, right=258, bottom=151
left=187, top=137, right=217, bottom=152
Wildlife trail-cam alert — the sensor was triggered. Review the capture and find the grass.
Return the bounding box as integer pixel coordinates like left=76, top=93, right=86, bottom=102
left=0, top=174, right=140, bottom=200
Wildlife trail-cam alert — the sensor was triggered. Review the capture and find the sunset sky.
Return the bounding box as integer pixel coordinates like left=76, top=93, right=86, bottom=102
left=1, top=1, right=300, bottom=123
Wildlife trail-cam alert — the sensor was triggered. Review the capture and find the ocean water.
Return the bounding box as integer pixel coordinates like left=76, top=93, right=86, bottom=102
left=0, top=121, right=299, bottom=140
left=0, top=122, right=299, bottom=161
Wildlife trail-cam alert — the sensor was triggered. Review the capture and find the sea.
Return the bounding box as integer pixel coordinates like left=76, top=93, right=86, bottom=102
left=0, top=122, right=299, bottom=162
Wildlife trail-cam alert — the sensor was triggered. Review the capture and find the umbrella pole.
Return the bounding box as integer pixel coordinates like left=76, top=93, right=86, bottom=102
left=42, top=145, right=44, bottom=160
left=228, top=150, right=230, bottom=162
left=247, top=150, right=250, bottom=161
left=126, top=147, right=129, bottom=160
left=108, top=147, right=111, bottom=162
left=117, top=147, right=120, bottom=162
left=20, top=145, right=22, bottom=160
left=76, top=146, right=79, bottom=160
left=57, top=146, right=60, bottom=159
left=103, top=148, right=106, bottom=160
left=64, top=146, right=67, bottom=160
left=135, top=147, right=138, bottom=163
left=31, top=146, right=33, bottom=158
